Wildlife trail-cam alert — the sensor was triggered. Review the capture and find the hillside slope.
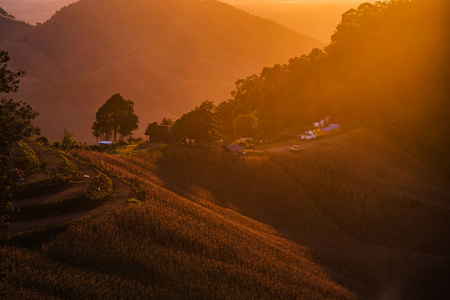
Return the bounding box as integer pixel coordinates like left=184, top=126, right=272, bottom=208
left=0, top=0, right=320, bottom=142
left=0, top=13, right=32, bottom=41
left=108, top=128, right=450, bottom=255
left=1, top=148, right=353, bottom=299
left=67, top=128, right=450, bottom=298
left=273, top=129, right=450, bottom=252
left=2, top=128, right=449, bottom=298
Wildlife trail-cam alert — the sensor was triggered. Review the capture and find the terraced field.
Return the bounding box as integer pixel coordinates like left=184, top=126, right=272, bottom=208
left=9, top=143, right=132, bottom=236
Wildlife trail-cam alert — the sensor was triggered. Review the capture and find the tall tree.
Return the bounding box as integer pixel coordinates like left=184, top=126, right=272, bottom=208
left=0, top=50, right=40, bottom=241
left=92, top=93, right=139, bottom=142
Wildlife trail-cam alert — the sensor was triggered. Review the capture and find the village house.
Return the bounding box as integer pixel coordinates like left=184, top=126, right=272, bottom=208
left=223, top=143, right=244, bottom=157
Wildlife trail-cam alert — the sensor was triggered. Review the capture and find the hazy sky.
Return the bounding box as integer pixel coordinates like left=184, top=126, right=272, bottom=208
left=0, top=0, right=75, bottom=24
left=1, top=0, right=373, bottom=24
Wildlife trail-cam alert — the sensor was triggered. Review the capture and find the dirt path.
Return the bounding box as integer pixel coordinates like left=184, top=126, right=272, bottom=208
left=13, top=160, right=99, bottom=207
left=10, top=175, right=132, bottom=235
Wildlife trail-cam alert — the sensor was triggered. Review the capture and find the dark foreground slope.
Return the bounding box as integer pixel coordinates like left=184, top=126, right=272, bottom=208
left=68, top=128, right=450, bottom=299
left=2, top=128, right=448, bottom=298
left=0, top=0, right=320, bottom=141
left=1, top=149, right=353, bottom=299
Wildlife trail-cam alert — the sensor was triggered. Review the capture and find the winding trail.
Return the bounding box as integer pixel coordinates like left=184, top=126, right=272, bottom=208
left=13, top=160, right=99, bottom=207
left=10, top=161, right=132, bottom=235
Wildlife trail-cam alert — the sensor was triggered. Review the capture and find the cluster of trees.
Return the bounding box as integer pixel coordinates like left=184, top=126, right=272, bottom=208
left=141, top=101, right=218, bottom=146
left=144, top=118, right=173, bottom=141
left=216, top=1, right=445, bottom=135
left=165, top=1, right=449, bottom=175
left=92, top=93, right=139, bottom=142
left=91, top=97, right=218, bottom=146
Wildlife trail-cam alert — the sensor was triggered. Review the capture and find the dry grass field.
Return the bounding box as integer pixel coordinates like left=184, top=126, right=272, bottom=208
left=1, top=146, right=354, bottom=299
left=67, top=128, right=450, bottom=298
left=2, top=128, right=449, bottom=299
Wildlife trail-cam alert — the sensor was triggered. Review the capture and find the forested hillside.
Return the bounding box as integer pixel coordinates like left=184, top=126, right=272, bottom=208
left=217, top=0, right=450, bottom=175
left=0, top=0, right=319, bottom=142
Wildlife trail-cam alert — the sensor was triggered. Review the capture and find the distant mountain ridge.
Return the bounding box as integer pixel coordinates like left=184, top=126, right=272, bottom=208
left=0, top=9, right=32, bottom=46
left=0, top=0, right=321, bottom=142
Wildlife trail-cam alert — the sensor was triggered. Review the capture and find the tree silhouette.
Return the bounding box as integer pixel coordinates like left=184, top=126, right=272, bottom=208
left=0, top=50, right=40, bottom=241
left=161, top=117, right=173, bottom=127
left=92, top=93, right=139, bottom=142
left=145, top=122, right=167, bottom=140
left=0, top=50, right=24, bottom=93
left=172, top=100, right=218, bottom=144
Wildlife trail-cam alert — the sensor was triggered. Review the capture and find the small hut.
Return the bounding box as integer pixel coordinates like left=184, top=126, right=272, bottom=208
left=223, top=143, right=244, bottom=156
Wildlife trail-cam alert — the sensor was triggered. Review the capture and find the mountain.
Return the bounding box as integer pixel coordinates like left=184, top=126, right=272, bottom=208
left=0, top=0, right=321, bottom=142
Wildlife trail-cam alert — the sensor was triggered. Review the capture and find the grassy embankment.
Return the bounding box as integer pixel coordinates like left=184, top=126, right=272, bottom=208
left=11, top=142, right=113, bottom=220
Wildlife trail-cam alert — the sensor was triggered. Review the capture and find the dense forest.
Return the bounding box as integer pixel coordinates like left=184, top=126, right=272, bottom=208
left=215, top=0, right=449, bottom=174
